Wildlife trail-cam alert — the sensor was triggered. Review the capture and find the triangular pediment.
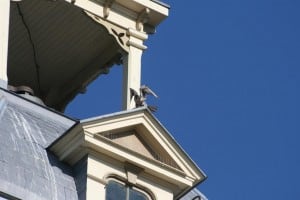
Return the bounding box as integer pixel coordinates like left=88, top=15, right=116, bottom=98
left=79, top=108, right=206, bottom=183
left=102, top=131, right=154, bottom=159
left=50, top=107, right=206, bottom=195
left=100, top=130, right=180, bottom=169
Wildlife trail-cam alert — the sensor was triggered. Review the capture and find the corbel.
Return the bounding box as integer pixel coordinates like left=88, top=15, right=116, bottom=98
left=136, top=8, right=150, bottom=31
left=103, top=0, right=115, bottom=19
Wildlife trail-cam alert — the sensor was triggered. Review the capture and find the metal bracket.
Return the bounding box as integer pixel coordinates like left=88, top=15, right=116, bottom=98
left=136, top=8, right=150, bottom=31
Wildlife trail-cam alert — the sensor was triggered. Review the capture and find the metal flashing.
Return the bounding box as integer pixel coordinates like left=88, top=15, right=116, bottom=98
left=81, top=106, right=149, bottom=123
left=150, top=0, right=170, bottom=9
left=0, top=87, right=78, bottom=124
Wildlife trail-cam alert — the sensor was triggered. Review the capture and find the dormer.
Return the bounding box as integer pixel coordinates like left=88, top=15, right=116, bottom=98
left=50, top=107, right=206, bottom=199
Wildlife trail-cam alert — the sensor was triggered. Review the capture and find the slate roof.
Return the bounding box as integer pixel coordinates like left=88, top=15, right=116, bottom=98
left=180, top=188, right=208, bottom=200
left=0, top=88, right=78, bottom=200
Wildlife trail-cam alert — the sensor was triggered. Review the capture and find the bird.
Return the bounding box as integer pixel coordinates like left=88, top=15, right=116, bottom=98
left=130, top=85, right=158, bottom=111
left=140, top=85, right=158, bottom=98
left=130, top=88, right=143, bottom=107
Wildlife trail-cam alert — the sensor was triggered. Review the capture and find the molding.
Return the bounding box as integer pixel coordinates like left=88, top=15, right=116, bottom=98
left=73, top=0, right=136, bottom=29
left=89, top=133, right=186, bottom=176
left=126, top=28, right=148, bottom=50
left=84, top=108, right=206, bottom=181
left=127, top=28, right=148, bottom=40
left=84, top=112, right=184, bottom=172
left=84, top=11, right=148, bottom=51
left=87, top=173, right=107, bottom=185
left=68, top=0, right=168, bottom=51
left=103, top=174, right=127, bottom=184
left=76, top=0, right=169, bottom=27
left=127, top=40, right=147, bottom=50
left=142, top=112, right=206, bottom=180
left=103, top=174, right=157, bottom=200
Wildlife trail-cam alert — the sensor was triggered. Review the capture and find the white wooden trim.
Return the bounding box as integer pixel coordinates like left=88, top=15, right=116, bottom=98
left=0, top=0, right=10, bottom=88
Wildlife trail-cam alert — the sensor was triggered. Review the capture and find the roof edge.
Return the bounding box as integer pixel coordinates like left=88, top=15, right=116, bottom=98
left=150, top=0, right=170, bottom=9
left=0, top=87, right=78, bottom=123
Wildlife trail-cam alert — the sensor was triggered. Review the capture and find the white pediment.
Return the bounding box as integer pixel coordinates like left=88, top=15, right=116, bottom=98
left=80, top=108, right=206, bottom=184
left=50, top=107, right=206, bottom=197
left=99, top=130, right=180, bottom=170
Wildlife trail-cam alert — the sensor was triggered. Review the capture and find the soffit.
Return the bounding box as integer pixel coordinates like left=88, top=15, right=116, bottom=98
left=8, top=0, right=122, bottom=111
left=115, top=0, right=169, bottom=26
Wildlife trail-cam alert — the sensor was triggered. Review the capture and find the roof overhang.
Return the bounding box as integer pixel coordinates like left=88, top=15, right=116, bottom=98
left=72, top=0, right=169, bottom=29
left=7, top=0, right=169, bottom=111
left=8, top=0, right=122, bottom=111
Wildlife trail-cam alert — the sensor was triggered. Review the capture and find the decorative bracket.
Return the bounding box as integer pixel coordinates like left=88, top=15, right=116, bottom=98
left=136, top=8, right=150, bottom=31
left=103, top=0, right=115, bottom=18
left=84, top=11, right=129, bottom=52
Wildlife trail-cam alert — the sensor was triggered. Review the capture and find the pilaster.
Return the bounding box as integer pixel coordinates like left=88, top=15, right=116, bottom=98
left=122, top=29, right=148, bottom=110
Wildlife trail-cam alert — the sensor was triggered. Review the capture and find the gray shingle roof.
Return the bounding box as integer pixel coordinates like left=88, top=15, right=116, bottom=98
left=180, top=188, right=208, bottom=200
left=0, top=89, right=78, bottom=200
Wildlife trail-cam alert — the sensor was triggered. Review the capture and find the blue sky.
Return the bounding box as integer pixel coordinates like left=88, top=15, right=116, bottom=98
left=66, top=1, right=300, bottom=199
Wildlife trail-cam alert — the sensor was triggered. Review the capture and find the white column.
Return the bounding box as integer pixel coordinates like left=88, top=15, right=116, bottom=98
left=0, top=0, right=10, bottom=88
left=122, top=28, right=148, bottom=110
left=122, top=47, right=142, bottom=110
